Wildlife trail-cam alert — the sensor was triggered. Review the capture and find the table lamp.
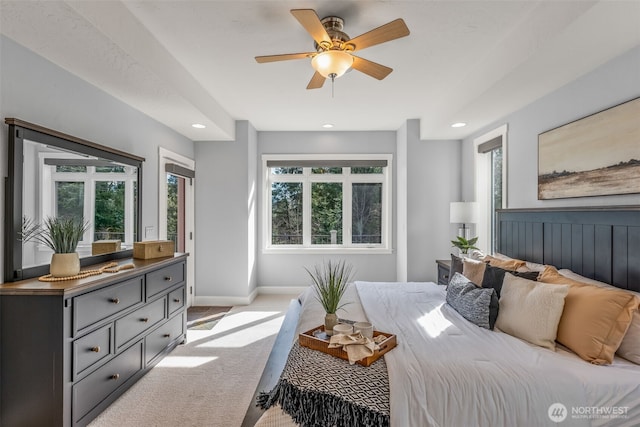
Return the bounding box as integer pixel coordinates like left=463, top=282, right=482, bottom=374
left=450, top=202, right=478, bottom=240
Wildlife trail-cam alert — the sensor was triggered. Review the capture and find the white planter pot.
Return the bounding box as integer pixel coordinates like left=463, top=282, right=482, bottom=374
left=50, top=253, right=80, bottom=278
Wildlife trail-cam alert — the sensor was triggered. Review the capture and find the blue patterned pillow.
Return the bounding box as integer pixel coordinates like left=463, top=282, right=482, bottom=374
left=446, top=273, right=499, bottom=330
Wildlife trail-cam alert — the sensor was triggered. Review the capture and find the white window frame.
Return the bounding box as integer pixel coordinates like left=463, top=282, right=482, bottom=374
left=263, top=154, right=392, bottom=254
left=42, top=152, right=137, bottom=248
left=474, top=124, right=508, bottom=254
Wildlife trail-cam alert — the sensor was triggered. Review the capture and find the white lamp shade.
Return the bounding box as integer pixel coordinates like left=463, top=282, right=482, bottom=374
left=450, top=202, right=478, bottom=224
left=311, top=50, right=354, bottom=78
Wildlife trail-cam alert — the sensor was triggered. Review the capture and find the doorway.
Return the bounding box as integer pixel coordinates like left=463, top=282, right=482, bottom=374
left=159, top=148, right=195, bottom=306
left=167, top=173, right=186, bottom=252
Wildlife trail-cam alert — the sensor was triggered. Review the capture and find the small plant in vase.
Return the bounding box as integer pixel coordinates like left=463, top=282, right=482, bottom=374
left=451, top=235, right=479, bottom=256
left=21, top=216, right=89, bottom=277
left=306, top=259, right=354, bottom=336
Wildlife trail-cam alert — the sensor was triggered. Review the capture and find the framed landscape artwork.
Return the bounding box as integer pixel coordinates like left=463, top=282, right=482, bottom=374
left=538, top=97, right=640, bottom=200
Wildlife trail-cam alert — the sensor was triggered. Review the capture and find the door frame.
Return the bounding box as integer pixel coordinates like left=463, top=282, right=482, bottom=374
left=158, top=147, right=195, bottom=307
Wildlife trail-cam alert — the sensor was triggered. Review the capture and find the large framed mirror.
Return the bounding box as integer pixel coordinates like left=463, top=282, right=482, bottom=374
left=4, top=118, right=144, bottom=282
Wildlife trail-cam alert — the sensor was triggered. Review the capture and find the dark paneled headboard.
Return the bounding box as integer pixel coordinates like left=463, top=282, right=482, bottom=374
left=496, top=207, right=640, bottom=292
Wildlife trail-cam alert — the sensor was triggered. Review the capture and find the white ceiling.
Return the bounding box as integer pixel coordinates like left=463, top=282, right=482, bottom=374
left=1, top=1, right=639, bottom=142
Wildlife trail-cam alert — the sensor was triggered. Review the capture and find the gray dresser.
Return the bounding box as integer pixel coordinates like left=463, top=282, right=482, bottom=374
left=0, top=254, right=188, bottom=426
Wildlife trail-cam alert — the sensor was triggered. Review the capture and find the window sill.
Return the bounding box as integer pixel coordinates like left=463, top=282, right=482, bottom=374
left=262, top=247, right=394, bottom=255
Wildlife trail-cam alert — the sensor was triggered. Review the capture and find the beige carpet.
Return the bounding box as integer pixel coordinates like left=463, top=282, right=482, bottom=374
left=89, top=294, right=297, bottom=427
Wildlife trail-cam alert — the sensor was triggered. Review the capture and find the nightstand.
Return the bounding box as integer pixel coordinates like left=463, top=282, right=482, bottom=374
left=436, top=259, right=451, bottom=286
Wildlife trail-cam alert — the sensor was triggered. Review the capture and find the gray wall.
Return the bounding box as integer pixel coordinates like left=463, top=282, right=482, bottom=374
left=193, top=123, right=461, bottom=299
left=461, top=45, right=640, bottom=207
left=194, top=121, right=257, bottom=303
left=405, top=120, right=461, bottom=282
left=0, top=35, right=194, bottom=282
left=257, top=130, right=398, bottom=288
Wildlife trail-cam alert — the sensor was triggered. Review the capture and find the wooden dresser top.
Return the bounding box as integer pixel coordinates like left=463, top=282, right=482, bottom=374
left=0, top=253, right=188, bottom=297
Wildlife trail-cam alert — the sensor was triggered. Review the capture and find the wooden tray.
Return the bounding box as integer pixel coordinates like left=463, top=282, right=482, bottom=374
left=299, top=325, right=397, bottom=367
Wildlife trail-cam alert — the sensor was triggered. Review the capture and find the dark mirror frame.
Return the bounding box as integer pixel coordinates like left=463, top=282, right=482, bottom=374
left=4, top=118, right=144, bottom=282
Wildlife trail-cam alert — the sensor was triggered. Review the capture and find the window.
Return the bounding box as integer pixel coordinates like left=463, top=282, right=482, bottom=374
left=42, top=153, right=138, bottom=247
left=475, top=125, right=507, bottom=253
left=264, top=155, right=392, bottom=252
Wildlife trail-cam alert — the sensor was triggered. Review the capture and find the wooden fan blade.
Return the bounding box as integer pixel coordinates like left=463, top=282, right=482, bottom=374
left=352, top=56, right=393, bottom=80
left=348, top=19, right=410, bottom=52
left=255, top=52, right=315, bottom=63
left=291, top=9, right=331, bottom=47
left=307, top=71, right=326, bottom=89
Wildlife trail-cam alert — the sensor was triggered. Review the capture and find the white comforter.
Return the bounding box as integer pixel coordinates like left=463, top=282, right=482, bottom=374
left=258, top=282, right=640, bottom=427
left=356, top=281, right=640, bottom=427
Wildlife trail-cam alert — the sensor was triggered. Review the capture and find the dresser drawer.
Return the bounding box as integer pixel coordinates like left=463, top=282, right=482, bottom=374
left=74, top=276, right=144, bottom=334
left=115, top=297, right=166, bottom=349
left=73, top=324, right=113, bottom=380
left=168, top=285, right=185, bottom=315
left=73, top=341, right=143, bottom=424
left=145, top=313, right=184, bottom=364
left=146, top=262, right=185, bottom=300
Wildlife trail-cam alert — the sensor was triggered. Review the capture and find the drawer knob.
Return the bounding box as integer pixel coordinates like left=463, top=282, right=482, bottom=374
left=173, top=298, right=180, bottom=303
left=110, top=373, right=120, bottom=380
left=110, top=298, right=120, bottom=304
left=141, top=317, right=149, bottom=323
left=163, top=333, right=171, bottom=338
left=91, top=346, right=101, bottom=353
left=164, top=276, right=172, bottom=282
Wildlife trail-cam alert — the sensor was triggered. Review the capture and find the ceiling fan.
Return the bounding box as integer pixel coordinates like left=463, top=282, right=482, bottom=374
left=255, top=9, right=410, bottom=89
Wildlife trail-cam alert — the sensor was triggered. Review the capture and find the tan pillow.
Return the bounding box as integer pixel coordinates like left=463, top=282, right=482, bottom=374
left=496, top=274, right=569, bottom=350
left=484, top=254, right=526, bottom=271
left=539, top=266, right=640, bottom=364
left=462, top=258, right=486, bottom=285
left=558, top=269, right=640, bottom=365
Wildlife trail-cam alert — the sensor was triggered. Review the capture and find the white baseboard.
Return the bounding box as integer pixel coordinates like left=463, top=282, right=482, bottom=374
left=257, top=286, right=308, bottom=295
left=194, top=287, right=258, bottom=306
left=192, top=286, right=308, bottom=306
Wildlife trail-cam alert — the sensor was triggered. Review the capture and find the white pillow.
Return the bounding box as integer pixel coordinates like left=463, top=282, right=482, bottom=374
left=468, top=249, right=486, bottom=261
left=496, top=274, right=570, bottom=350
left=558, top=269, right=640, bottom=365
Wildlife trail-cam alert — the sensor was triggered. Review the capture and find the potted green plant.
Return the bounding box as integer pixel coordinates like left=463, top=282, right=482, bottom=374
left=305, top=259, right=355, bottom=336
left=21, top=216, right=89, bottom=277
left=451, top=235, right=479, bottom=256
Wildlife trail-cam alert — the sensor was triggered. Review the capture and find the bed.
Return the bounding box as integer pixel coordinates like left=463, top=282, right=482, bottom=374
left=250, top=207, right=640, bottom=427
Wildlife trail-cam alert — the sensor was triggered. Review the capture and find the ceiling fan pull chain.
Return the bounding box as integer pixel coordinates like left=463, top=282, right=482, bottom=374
left=330, top=73, right=336, bottom=98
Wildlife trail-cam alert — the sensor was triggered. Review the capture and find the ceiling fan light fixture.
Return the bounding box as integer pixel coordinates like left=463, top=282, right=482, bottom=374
left=311, top=50, right=354, bottom=79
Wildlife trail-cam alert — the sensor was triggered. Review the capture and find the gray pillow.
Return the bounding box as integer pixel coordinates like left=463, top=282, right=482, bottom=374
left=446, top=272, right=499, bottom=330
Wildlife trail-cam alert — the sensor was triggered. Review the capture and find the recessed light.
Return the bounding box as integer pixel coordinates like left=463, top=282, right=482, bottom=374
left=192, top=123, right=206, bottom=129
left=451, top=122, right=467, bottom=128
left=322, top=123, right=334, bottom=129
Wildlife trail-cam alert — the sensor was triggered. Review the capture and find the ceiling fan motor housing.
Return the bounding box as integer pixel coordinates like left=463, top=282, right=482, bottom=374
left=316, top=16, right=352, bottom=51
